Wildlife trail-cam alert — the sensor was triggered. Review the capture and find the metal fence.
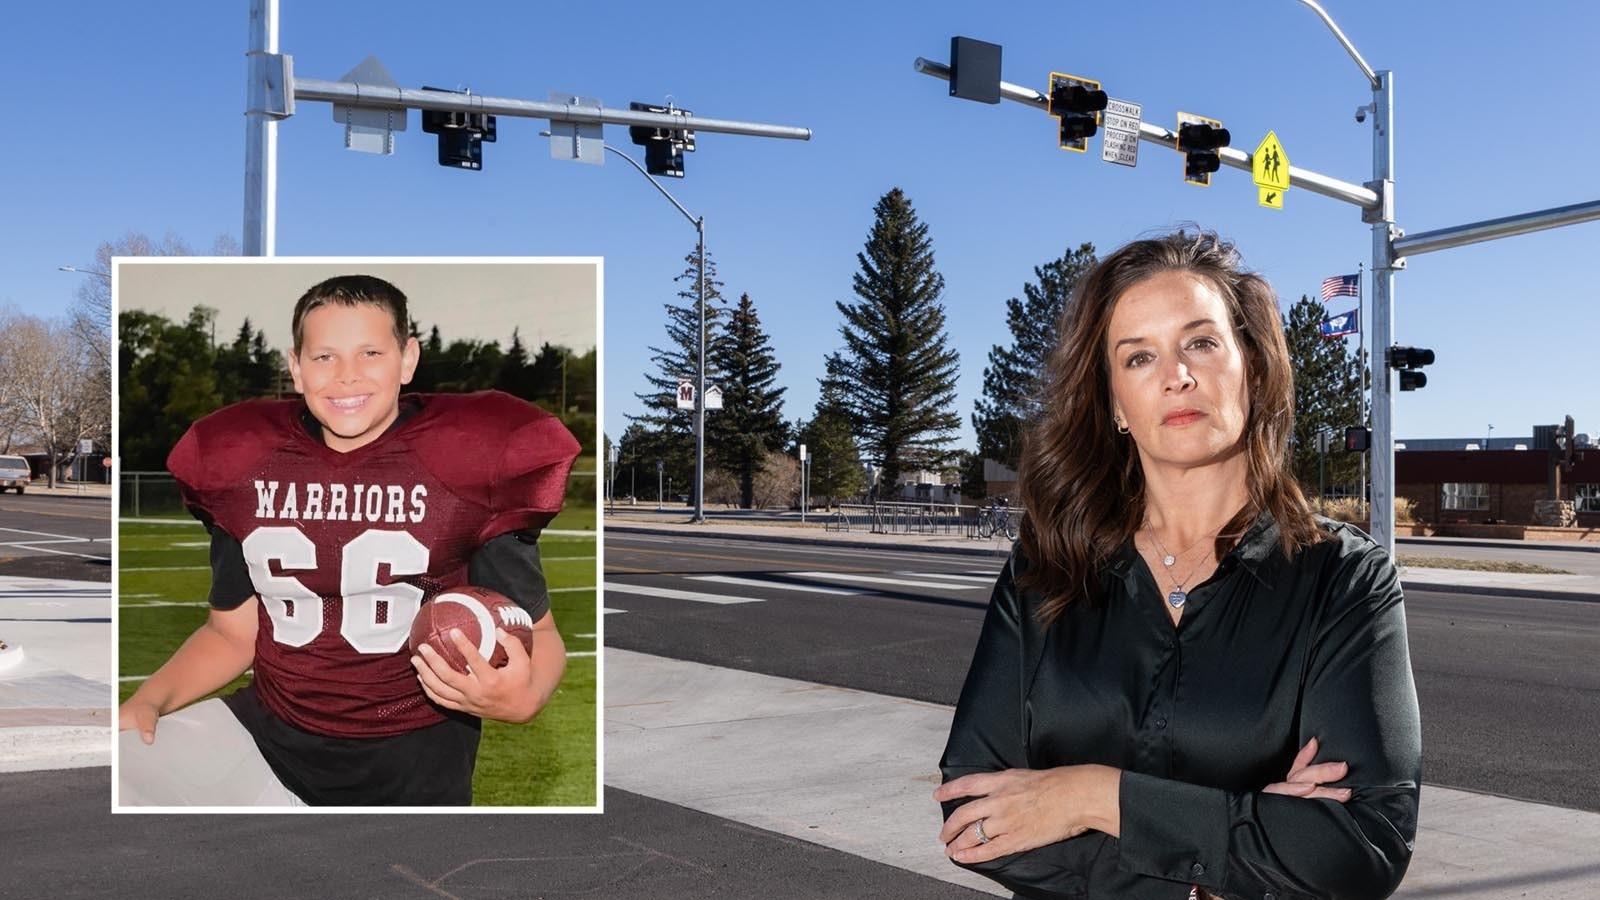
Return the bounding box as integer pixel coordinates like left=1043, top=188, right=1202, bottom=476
left=825, top=500, right=1023, bottom=540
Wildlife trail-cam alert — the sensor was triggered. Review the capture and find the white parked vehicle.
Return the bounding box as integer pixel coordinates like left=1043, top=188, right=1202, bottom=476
left=0, top=456, right=32, bottom=493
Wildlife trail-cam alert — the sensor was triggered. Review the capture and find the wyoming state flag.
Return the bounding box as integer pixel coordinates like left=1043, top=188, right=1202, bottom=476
left=1320, top=309, right=1358, bottom=338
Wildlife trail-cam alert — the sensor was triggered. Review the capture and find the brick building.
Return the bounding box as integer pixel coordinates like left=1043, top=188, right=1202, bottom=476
left=1396, top=448, right=1600, bottom=527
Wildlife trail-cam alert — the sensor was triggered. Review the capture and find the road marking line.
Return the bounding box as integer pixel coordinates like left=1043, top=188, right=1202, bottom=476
left=688, top=574, right=871, bottom=596
left=0, top=543, right=111, bottom=561
left=616, top=545, right=870, bottom=572
left=602, top=581, right=762, bottom=605
left=893, top=572, right=998, bottom=585
left=0, top=526, right=106, bottom=541
left=787, top=571, right=982, bottom=591
left=602, top=608, right=626, bottom=615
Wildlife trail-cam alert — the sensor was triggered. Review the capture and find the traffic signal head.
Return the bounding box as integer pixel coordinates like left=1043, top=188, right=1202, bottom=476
left=629, top=102, right=695, bottom=178
left=420, top=87, right=496, bottom=171
left=1048, top=73, right=1105, bottom=152
left=1389, top=345, right=1436, bottom=391
left=1176, top=117, right=1229, bottom=186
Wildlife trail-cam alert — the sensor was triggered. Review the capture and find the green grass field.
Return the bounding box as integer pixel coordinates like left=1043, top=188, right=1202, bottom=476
left=117, top=497, right=597, bottom=808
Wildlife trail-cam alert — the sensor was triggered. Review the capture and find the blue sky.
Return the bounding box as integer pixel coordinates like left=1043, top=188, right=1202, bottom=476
left=5, top=1, right=1598, bottom=451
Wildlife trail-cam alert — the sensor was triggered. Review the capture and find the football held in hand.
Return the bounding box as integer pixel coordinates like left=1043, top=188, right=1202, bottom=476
left=409, top=585, right=537, bottom=673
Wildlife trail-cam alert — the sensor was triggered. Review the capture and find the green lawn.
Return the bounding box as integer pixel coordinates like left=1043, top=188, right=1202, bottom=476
left=117, top=510, right=598, bottom=808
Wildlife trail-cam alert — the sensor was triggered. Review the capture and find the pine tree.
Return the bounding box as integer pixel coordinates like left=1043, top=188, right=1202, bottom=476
left=796, top=400, right=863, bottom=507
left=496, top=327, right=535, bottom=400
left=972, top=243, right=1098, bottom=469
left=822, top=188, right=960, bottom=491
left=707, top=293, right=788, bottom=508
left=1283, top=295, right=1365, bottom=495
left=628, top=246, right=727, bottom=498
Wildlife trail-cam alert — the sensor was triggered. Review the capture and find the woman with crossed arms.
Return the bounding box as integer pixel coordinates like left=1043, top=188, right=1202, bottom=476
left=937, top=231, right=1420, bottom=900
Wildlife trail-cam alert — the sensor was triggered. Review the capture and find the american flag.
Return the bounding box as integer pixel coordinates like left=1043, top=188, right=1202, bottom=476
left=1320, top=273, right=1360, bottom=302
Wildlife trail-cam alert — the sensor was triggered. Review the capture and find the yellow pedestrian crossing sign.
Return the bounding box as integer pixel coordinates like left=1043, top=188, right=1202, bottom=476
left=1253, top=131, right=1289, bottom=209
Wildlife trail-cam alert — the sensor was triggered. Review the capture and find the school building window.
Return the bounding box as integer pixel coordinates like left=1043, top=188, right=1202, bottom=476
left=1577, top=483, right=1600, bottom=512
left=1441, top=482, right=1489, bottom=511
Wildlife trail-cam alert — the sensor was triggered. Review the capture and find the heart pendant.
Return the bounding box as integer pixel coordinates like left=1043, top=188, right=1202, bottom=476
left=1167, top=590, right=1187, bottom=609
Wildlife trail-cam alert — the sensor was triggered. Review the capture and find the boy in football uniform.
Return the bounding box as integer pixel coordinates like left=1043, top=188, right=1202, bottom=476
left=118, top=275, right=580, bottom=806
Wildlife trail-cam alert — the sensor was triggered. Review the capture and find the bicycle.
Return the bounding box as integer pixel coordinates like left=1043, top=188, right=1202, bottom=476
left=977, top=503, right=1019, bottom=540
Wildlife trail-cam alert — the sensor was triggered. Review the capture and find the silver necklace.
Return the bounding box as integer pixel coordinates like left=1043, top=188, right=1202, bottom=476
left=1144, top=528, right=1212, bottom=569
left=1143, top=528, right=1218, bottom=609
left=1155, top=554, right=1211, bottom=609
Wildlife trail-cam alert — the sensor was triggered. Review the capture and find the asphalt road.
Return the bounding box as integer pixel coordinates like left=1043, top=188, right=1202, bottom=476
left=0, top=770, right=991, bottom=900
left=604, top=532, right=1600, bottom=813
left=0, top=493, right=111, bottom=582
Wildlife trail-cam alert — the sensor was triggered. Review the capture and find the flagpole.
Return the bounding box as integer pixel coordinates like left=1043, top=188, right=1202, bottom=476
left=1358, top=261, right=1368, bottom=524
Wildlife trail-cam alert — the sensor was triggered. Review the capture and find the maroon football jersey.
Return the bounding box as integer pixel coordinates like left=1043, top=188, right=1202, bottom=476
left=167, top=391, right=580, bottom=738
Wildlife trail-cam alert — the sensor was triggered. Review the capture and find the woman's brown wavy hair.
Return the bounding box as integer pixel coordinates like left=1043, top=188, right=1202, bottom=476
left=1017, top=229, right=1323, bottom=625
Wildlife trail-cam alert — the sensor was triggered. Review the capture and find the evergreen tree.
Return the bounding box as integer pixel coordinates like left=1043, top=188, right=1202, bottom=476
left=822, top=188, right=961, bottom=490
left=708, top=293, right=788, bottom=507
left=795, top=400, right=863, bottom=507
left=628, top=246, right=727, bottom=500
left=496, top=328, right=535, bottom=399
left=972, top=243, right=1098, bottom=469
left=1283, top=295, right=1365, bottom=495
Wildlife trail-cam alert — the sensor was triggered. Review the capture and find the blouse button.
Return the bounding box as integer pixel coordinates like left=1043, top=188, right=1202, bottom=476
left=1190, top=862, right=1206, bottom=877
left=1263, top=893, right=1277, bottom=900
left=1154, top=717, right=1168, bottom=729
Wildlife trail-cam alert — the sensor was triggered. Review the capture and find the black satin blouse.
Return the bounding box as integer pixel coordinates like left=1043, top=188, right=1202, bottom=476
left=939, top=514, right=1421, bottom=900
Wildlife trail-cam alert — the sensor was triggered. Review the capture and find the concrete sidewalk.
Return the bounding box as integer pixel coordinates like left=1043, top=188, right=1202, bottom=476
left=606, top=648, right=1600, bottom=899
left=603, top=515, right=1600, bottom=602
left=0, top=576, right=113, bottom=773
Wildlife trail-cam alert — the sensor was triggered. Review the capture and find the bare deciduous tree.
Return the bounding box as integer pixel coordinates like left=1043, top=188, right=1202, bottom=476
left=0, top=316, right=104, bottom=488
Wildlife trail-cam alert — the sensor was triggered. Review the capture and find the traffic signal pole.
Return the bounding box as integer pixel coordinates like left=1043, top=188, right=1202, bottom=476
left=915, top=17, right=1600, bottom=556
left=242, top=0, right=811, bottom=526
left=242, top=0, right=809, bottom=257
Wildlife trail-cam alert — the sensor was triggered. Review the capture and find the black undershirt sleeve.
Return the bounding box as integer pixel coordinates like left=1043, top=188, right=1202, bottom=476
left=207, top=525, right=256, bottom=611
left=467, top=531, right=551, bottom=621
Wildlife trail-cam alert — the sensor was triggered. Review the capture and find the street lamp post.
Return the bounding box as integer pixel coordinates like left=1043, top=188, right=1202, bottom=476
left=58, top=266, right=112, bottom=281
left=595, top=141, right=709, bottom=524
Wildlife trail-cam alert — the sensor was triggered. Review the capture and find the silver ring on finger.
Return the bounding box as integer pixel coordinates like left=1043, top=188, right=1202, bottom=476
left=974, top=818, right=991, bottom=844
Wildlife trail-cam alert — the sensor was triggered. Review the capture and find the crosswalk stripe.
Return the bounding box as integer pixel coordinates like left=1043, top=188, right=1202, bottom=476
left=687, top=575, right=870, bottom=596
left=893, top=572, right=997, bottom=585
left=786, top=571, right=981, bottom=591
left=602, top=581, right=762, bottom=605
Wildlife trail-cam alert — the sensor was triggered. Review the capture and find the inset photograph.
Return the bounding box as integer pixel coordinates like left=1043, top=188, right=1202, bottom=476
left=113, top=258, right=598, bottom=810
